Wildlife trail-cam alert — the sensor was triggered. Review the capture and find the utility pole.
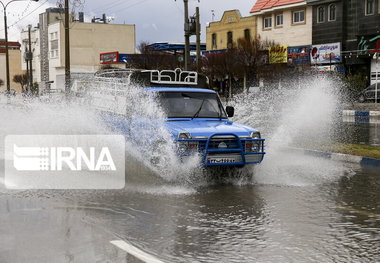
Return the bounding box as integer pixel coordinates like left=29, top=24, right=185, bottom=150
left=183, top=0, right=190, bottom=70
left=25, top=45, right=29, bottom=92
left=196, top=6, right=201, bottom=72
left=176, top=0, right=200, bottom=70
left=28, top=24, right=33, bottom=92
left=3, top=7, right=10, bottom=93
left=64, top=0, right=71, bottom=96
left=0, top=0, right=38, bottom=94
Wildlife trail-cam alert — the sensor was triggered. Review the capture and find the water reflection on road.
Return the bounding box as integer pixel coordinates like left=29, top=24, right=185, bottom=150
left=340, top=117, right=380, bottom=146
left=0, top=163, right=379, bottom=263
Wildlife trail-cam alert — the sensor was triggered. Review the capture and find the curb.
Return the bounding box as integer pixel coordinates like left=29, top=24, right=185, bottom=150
left=342, top=116, right=380, bottom=124
left=288, top=147, right=380, bottom=169
left=342, top=110, right=380, bottom=117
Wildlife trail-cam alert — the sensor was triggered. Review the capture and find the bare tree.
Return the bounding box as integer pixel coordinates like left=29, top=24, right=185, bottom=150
left=202, top=36, right=287, bottom=95
left=13, top=73, right=29, bottom=93
left=234, top=36, right=282, bottom=91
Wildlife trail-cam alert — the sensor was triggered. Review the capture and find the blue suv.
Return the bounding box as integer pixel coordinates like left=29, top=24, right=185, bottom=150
left=97, top=68, right=265, bottom=167
left=135, top=69, right=265, bottom=167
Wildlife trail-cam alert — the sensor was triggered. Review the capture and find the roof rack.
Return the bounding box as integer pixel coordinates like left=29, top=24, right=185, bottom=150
left=142, top=68, right=198, bottom=86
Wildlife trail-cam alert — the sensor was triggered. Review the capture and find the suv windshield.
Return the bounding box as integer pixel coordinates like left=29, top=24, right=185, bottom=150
left=159, top=92, right=227, bottom=119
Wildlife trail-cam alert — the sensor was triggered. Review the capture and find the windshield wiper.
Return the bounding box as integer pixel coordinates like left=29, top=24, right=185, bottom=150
left=217, top=102, right=224, bottom=120
left=192, top=98, right=206, bottom=119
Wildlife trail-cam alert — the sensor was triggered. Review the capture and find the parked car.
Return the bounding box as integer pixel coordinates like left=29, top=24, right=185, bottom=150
left=358, top=83, right=380, bottom=102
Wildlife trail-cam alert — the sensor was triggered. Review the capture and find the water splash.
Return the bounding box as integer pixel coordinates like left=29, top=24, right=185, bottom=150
left=231, top=76, right=352, bottom=186
left=0, top=75, right=352, bottom=189
left=78, top=80, right=203, bottom=183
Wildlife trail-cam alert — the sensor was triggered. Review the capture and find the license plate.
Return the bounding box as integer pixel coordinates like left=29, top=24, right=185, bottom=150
left=207, top=158, right=236, bottom=164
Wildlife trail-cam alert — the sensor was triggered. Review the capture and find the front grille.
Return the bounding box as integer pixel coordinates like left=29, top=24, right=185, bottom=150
left=208, top=137, right=240, bottom=149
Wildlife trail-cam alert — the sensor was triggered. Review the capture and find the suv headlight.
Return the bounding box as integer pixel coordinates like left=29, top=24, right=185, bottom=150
left=178, top=132, right=191, bottom=140
left=246, top=132, right=261, bottom=152
left=250, top=132, right=261, bottom=139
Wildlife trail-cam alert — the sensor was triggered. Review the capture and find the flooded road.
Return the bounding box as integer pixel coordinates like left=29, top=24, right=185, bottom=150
left=0, top=77, right=379, bottom=262
left=340, top=117, right=380, bottom=146
left=1, top=160, right=379, bottom=263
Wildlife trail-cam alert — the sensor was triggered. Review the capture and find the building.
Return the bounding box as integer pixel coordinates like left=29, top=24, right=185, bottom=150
left=0, top=40, right=25, bottom=93
left=250, top=0, right=312, bottom=47
left=20, top=8, right=136, bottom=90
left=307, top=0, right=380, bottom=83
left=206, top=10, right=257, bottom=51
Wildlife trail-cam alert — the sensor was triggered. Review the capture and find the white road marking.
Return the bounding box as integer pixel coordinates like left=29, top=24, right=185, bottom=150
left=110, top=240, right=166, bottom=263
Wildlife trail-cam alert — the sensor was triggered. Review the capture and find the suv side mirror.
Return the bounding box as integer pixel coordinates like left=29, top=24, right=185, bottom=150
left=226, top=106, right=234, bottom=117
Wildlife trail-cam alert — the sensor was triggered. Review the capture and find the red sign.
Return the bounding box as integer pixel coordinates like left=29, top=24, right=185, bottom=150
left=100, top=52, right=119, bottom=64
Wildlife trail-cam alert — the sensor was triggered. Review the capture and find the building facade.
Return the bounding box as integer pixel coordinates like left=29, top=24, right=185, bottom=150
left=20, top=8, right=136, bottom=90
left=250, top=0, right=312, bottom=47
left=0, top=40, right=25, bottom=93
left=307, top=0, right=380, bottom=83
left=206, top=10, right=257, bottom=51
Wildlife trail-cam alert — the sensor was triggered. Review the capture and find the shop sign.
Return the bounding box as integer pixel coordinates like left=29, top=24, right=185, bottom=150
left=313, top=65, right=345, bottom=74
left=118, top=54, right=131, bottom=63
left=357, top=35, right=380, bottom=55
left=100, top=52, right=119, bottom=64
left=269, top=45, right=288, bottom=64
left=311, top=42, right=341, bottom=64
left=287, top=46, right=311, bottom=65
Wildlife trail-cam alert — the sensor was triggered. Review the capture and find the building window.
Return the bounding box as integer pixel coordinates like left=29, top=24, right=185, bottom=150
left=244, top=29, right=250, bottom=41
left=318, top=6, right=325, bottom=23
left=50, top=32, right=58, bottom=40
left=212, top=33, right=217, bottom=49
left=227, top=31, right=233, bottom=48
left=263, top=16, right=272, bottom=29
left=275, top=13, right=283, bottom=27
left=293, top=10, right=305, bottom=24
left=50, top=33, right=58, bottom=58
left=365, top=0, right=374, bottom=15
left=328, top=4, right=336, bottom=21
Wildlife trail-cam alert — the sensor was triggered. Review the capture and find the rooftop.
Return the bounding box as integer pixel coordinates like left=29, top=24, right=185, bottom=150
left=0, top=40, right=21, bottom=47
left=250, top=0, right=305, bottom=13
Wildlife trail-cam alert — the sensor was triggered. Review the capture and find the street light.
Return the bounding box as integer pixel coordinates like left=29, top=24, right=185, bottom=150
left=0, top=0, right=38, bottom=93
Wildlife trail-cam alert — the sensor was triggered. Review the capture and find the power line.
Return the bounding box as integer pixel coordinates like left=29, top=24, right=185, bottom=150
left=109, top=0, right=150, bottom=14
left=91, top=0, right=150, bottom=16
left=0, top=0, right=50, bottom=32
left=91, top=0, right=126, bottom=13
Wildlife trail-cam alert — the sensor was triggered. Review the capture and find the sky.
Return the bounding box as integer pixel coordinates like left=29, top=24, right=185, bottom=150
left=1, top=0, right=257, bottom=44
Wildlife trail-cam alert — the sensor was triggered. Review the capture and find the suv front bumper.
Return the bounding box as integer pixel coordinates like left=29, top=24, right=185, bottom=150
left=176, top=133, right=265, bottom=167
